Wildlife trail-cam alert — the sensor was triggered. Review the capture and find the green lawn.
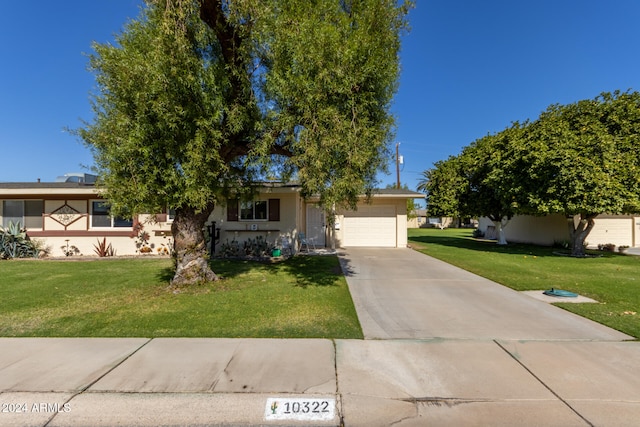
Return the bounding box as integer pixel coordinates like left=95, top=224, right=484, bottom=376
left=409, top=228, right=640, bottom=339
left=0, top=256, right=363, bottom=339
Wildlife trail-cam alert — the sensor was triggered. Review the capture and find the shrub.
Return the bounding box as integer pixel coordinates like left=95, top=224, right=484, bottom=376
left=472, top=228, right=484, bottom=238
left=218, top=236, right=274, bottom=259
left=553, top=240, right=571, bottom=250
left=0, top=221, right=38, bottom=259
left=61, top=239, right=82, bottom=256
left=598, top=243, right=616, bottom=252
left=94, top=238, right=116, bottom=257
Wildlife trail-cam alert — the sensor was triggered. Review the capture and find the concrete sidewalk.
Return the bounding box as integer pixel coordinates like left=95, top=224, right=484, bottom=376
left=1, top=248, right=639, bottom=426
left=1, top=338, right=640, bottom=426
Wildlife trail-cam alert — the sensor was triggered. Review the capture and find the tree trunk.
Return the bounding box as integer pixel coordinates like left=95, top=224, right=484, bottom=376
left=170, top=205, right=217, bottom=287
left=492, top=217, right=510, bottom=245
left=568, top=214, right=596, bottom=257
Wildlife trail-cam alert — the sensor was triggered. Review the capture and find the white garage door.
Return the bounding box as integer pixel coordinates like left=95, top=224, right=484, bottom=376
left=343, top=205, right=397, bottom=247
left=588, top=218, right=633, bottom=247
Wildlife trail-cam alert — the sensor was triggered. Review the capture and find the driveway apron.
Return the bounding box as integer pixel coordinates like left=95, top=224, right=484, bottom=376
left=338, top=247, right=632, bottom=340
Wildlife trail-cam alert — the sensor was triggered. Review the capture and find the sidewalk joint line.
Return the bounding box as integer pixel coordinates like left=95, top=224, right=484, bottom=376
left=493, top=340, right=595, bottom=427
left=332, top=339, right=344, bottom=426
left=43, top=337, right=154, bottom=427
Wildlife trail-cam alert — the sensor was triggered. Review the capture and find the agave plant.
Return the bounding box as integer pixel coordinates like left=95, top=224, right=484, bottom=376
left=93, top=237, right=116, bottom=257
left=0, top=221, right=38, bottom=259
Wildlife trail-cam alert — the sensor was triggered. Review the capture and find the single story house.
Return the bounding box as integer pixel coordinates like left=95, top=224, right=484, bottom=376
left=0, top=180, right=424, bottom=257
left=407, top=209, right=427, bottom=228
left=478, top=214, right=640, bottom=248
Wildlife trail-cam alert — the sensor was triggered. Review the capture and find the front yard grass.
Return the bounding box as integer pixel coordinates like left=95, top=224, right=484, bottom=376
left=0, top=255, right=363, bottom=339
left=409, top=228, right=640, bottom=339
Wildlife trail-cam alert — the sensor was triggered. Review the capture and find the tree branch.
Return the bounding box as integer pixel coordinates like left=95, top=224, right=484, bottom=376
left=199, top=0, right=242, bottom=69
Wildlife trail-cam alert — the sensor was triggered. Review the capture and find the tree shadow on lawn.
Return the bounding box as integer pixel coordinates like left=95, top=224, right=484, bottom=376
left=157, top=266, right=175, bottom=283
left=153, top=256, right=344, bottom=292
left=207, top=255, right=342, bottom=288
left=279, top=255, right=343, bottom=288
left=409, top=233, right=578, bottom=259
left=155, top=259, right=260, bottom=286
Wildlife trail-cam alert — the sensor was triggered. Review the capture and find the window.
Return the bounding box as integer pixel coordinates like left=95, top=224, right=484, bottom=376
left=240, top=200, right=268, bottom=220
left=91, top=201, right=133, bottom=228
left=2, top=200, right=43, bottom=229
left=228, top=199, right=280, bottom=221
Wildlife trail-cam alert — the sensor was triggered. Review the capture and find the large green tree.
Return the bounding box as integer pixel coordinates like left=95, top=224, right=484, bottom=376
left=420, top=91, right=640, bottom=256
left=79, top=0, right=411, bottom=286
left=418, top=156, right=465, bottom=218
left=457, top=123, right=525, bottom=244
left=514, top=91, right=640, bottom=256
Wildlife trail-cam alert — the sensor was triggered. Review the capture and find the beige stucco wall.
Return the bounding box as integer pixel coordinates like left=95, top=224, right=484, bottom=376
left=1, top=196, right=173, bottom=257
left=207, top=187, right=301, bottom=252
left=478, top=214, right=637, bottom=248
left=44, top=200, right=89, bottom=231
left=479, top=214, right=569, bottom=246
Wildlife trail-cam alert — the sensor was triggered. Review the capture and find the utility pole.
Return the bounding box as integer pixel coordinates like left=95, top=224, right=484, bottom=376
left=396, top=142, right=401, bottom=189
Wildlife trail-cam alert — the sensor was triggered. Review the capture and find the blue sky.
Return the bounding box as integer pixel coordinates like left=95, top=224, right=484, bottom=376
left=2, top=1, right=640, bottom=198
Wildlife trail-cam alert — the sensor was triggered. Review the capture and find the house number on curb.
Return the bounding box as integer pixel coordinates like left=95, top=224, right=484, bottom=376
left=264, top=398, right=335, bottom=421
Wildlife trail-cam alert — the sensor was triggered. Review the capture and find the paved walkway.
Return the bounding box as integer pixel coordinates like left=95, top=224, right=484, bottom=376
left=1, top=248, right=638, bottom=426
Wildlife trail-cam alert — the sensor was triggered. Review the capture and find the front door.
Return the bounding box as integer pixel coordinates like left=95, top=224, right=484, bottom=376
left=306, top=205, right=325, bottom=247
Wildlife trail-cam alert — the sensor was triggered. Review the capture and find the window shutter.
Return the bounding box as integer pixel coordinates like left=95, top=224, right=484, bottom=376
left=227, top=200, right=239, bottom=221
left=268, top=199, right=280, bottom=221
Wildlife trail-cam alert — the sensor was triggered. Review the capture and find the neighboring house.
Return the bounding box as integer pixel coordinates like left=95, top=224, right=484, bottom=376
left=478, top=214, right=640, bottom=248
left=0, top=180, right=424, bottom=257
left=407, top=209, right=460, bottom=229
left=427, top=217, right=456, bottom=229
left=407, top=209, right=427, bottom=228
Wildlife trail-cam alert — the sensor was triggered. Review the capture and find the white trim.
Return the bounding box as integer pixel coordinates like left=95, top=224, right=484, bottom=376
left=89, top=200, right=133, bottom=229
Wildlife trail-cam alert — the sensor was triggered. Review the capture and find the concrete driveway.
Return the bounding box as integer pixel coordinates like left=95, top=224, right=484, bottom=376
left=339, top=247, right=632, bottom=341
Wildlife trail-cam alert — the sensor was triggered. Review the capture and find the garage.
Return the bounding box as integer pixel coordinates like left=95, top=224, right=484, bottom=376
left=342, top=205, right=397, bottom=247
left=588, top=216, right=635, bottom=248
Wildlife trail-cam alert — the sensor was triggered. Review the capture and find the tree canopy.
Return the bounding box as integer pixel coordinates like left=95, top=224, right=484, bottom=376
left=420, top=91, right=640, bottom=255
left=78, top=0, right=411, bottom=285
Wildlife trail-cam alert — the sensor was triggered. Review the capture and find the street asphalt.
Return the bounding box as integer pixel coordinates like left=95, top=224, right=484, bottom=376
left=1, top=248, right=638, bottom=426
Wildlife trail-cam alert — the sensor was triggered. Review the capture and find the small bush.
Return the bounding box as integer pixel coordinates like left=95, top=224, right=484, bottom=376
left=553, top=240, right=571, bottom=250
left=0, top=221, right=38, bottom=259
left=598, top=243, right=616, bottom=252
left=94, top=238, right=116, bottom=257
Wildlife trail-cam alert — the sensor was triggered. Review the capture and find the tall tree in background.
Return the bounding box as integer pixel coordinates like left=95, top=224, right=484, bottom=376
left=458, top=123, right=525, bottom=244
left=418, top=156, right=465, bottom=219
left=515, top=91, right=640, bottom=256
left=419, top=91, right=640, bottom=256
left=79, top=0, right=411, bottom=286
